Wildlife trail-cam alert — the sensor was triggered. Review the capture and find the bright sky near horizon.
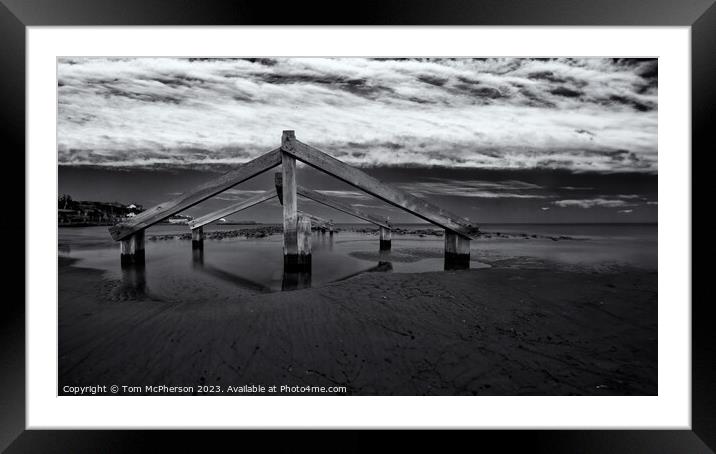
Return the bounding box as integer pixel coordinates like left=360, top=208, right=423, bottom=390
left=57, top=57, right=657, bottom=173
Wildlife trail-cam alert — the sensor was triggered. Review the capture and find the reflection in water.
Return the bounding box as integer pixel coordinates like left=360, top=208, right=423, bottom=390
left=190, top=248, right=271, bottom=293
left=378, top=249, right=391, bottom=266
left=312, top=231, right=334, bottom=252
left=372, top=261, right=393, bottom=272
left=333, top=260, right=393, bottom=283
left=282, top=269, right=312, bottom=291
left=192, top=247, right=204, bottom=267
left=120, top=262, right=147, bottom=298
left=62, top=225, right=656, bottom=301
left=444, top=254, right=470, bottom=271
left=200, top=265, right=272, bottom=293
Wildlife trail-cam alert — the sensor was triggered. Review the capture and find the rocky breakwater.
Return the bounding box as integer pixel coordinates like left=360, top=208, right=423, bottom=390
left=148, top=225, right=283, bottom=241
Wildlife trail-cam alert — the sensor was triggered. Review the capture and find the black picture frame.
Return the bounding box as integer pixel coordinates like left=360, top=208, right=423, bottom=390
left=2, top=0, right=711, bottom=451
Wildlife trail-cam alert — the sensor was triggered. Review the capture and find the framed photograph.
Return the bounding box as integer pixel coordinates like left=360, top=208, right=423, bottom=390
left=5, top=0, right=712, bottom=451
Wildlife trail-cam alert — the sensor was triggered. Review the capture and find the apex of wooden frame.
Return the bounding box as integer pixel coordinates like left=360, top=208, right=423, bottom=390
left=282, top=130, right=296, bottom=151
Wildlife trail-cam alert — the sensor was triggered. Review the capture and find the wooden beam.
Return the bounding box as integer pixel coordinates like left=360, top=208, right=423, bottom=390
left=280, top=132, right=474, bottom=238
left=109, top=148, right=281, bottom=241
left=188, top=190, right=276, bottom=229
left=275, top=172, right=391, bottom=229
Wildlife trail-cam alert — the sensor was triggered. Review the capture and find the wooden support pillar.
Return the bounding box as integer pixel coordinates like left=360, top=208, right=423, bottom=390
left=282, top=132, right=311, bottom=272
left=444, top=230, right=470, bottom=270
left=284, top=214, right=311, bottom=272
left=296, top=215, right=312, bottom=270
left=191, top=226, right=204, bottom=249
left=282, top=132, right=299, bottom=264
left=379, top=226, right=391, bottom=251
left=120, top=229, right=145, bottom=267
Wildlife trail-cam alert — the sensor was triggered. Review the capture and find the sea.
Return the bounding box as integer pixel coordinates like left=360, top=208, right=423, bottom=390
left=58, top=223, right=657, bottom=300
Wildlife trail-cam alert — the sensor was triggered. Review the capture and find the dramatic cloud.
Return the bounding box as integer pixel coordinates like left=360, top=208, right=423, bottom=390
left=58, top=58, right=657, bottom=172
left=314, top=190, right=371, bottom=200
left=397, top=179, right=549, bottom=198
left=616, top=194, right=643, bottom=199
left=552, top=198, right=633, bottom=208
left=213, top=189, right=269, bottom=201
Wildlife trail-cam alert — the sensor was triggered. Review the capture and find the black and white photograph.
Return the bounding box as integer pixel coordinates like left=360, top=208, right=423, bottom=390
left=57, top=57, right=658, bottom=396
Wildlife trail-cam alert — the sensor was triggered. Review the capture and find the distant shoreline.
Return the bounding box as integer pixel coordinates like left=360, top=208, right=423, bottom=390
left=144, top=225, right=585, bottom=242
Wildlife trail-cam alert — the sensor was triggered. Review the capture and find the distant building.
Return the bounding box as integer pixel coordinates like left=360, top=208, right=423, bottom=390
left=58, top=194, right=144, bottom=225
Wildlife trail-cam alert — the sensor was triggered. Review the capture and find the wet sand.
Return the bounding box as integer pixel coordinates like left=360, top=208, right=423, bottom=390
left=58, top=253, right=657, bottom=396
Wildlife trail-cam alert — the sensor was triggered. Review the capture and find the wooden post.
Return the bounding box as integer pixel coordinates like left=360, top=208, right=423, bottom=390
left=444, top=230, right=470, bottom=270
left=282, top=132, right=299, bottom=266
left=284, top=213, right=311, bottom=272
left=282, top=131, right=311, bottom=271
left=295, top=214, right=312, bottom=270
left=120, top=230, right=145, bottom=267
left=379, top=226, right=391, bottom=251
left=191, top=226, right=204, bottom=249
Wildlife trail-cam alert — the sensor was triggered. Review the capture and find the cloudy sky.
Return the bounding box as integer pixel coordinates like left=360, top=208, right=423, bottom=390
left=58, top=57, right=657, bottom=223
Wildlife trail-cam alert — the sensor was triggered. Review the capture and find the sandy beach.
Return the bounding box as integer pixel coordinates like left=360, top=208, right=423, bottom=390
left=59, top=247, right=657, bottom=396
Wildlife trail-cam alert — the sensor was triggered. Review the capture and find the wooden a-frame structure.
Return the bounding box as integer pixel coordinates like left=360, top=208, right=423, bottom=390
left=109, top=131, right=474, bottom=270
